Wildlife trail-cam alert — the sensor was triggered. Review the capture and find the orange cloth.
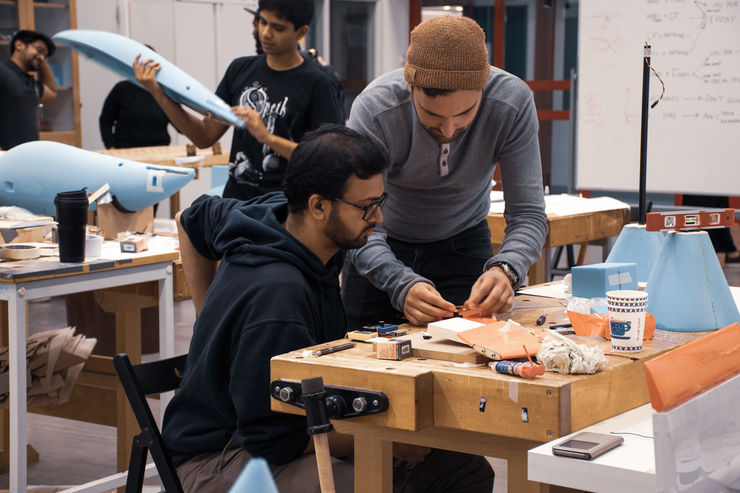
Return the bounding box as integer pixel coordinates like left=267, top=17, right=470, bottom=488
left=567, top=310, right=655, bottom=340
left=644, top=323, right=740, bottom=412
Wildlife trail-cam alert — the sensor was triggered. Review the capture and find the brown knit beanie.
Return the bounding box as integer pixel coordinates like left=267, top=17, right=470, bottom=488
left=404, top=16, right=490, bottom=91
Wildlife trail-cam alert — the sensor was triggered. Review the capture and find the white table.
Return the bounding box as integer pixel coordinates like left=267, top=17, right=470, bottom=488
left=0, top=246, right=177, bottom=492
left=529, top=286, right=740, bottom=493
left=528, top=404, right=656, bottom=492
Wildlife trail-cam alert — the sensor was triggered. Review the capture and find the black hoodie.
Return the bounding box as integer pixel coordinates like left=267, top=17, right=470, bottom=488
left=162, top=192, right=346, bottom=467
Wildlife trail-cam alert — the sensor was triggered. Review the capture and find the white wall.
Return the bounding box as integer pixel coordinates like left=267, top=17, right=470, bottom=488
left=77, top=0, right=258, bottom=151
left=77, top=0, right=124, bottom=150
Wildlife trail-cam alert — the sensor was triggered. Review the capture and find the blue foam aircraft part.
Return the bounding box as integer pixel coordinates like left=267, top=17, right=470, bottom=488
left=52, top=29, right=245, bottom=129
left=0, top=141, right=195, bottom=216
left=228, top=457, right=279, bottom=493
left=646, top=231, right=740, bottom=332
left=606, top=223, right=666, bottom=283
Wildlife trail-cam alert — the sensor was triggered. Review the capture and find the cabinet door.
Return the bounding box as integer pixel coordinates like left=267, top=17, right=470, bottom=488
left=34, top=0, right=80, bottom=145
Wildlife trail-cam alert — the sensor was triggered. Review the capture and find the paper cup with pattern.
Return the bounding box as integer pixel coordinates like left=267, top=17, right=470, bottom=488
left=606, top=290, right=647, bottom=352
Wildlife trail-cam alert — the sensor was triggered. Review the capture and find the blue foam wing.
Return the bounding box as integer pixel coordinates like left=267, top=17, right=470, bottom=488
left=228, top=458, right=279, bottom=493
left=0, top=141, right=195, bottom=216
left=52, top=29, right=245, bottom=128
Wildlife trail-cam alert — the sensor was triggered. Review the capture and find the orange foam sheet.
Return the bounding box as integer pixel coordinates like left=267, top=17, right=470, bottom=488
left=567, top=310, right=655, bottom=340
left=643, top=323, right=740, bottom=412
left=458, top=321, right=541, bottom=360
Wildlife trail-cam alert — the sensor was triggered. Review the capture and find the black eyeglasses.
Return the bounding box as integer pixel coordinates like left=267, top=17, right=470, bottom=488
left=333, top=192, right=388, bottom=221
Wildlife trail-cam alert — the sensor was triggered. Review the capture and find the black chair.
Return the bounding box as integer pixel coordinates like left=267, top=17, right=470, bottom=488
left=113, top=353, right=187, bottom=493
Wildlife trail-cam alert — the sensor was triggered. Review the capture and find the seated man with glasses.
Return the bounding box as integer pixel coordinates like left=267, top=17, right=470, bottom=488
left=166, top=124, right=493, bottom=492
left=335, top=191, right=389, bottom=221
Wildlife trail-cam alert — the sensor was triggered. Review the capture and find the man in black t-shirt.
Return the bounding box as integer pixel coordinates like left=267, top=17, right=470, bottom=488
left=134, top=0, right=341, bottom=200
left=244, top=7, right=345, bottom=121
left=100, top=44, right=173, bottom=149
left=0, top=30, right=58, bottom=150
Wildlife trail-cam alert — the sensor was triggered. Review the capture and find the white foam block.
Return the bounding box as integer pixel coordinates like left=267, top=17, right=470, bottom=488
left=427, top=318, right=484, bottom=344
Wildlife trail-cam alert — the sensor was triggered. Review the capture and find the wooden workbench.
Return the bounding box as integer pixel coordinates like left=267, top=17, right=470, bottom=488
left=94, top=144, right=228, bottom=168
left=0, top=245, right=178, bottom=491
left=95, top=145, right=229, bottom=217
left=487, top=195, right=630, bottom=285
left=271, top=294, right=704, bottom=492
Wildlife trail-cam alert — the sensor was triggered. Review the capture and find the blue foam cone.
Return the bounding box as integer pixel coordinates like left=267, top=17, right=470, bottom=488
left=606, top=224, right=666, bottom=283
left=228, top=457, right=279, bottom=493
left=646, top=231, right=740, bottom=332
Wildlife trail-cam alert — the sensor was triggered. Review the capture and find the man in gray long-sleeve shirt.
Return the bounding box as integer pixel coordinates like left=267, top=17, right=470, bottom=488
left=342, top=15, right=547, bottom=329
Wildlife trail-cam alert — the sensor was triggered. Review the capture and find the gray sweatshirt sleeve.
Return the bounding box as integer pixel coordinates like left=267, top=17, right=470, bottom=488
left=484, top=89, right=548, bottom=287
left=346, top=95, right=431, bottom=312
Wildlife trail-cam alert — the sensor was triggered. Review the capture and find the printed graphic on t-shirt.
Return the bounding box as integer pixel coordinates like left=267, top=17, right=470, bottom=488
left=231, top=81, right=288, bottom=185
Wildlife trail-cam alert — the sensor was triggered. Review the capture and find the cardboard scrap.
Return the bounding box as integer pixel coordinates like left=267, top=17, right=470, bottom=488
left=97, top=203, right=154, bottom=240
left=0, top=327, right=97, bottom=408
left=0, top=219, right=55, bottom=244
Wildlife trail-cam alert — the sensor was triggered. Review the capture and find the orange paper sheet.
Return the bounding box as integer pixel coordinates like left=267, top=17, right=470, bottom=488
left=567, top=310, right=655, bottom=340
left=456, top=306, right=496, bottom=325
left=644, top=323, right=740, bottom=412
left=458, top=321, right=541, bottom=360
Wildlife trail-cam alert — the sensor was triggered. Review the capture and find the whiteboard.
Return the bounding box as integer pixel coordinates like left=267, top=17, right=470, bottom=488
left=577, top=0, right=740, bottom=195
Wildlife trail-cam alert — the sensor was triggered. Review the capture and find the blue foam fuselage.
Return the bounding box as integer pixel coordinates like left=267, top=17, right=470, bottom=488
left=0, top=141, right=195, bottom=216
left=52, top=29, right=245, bottom=128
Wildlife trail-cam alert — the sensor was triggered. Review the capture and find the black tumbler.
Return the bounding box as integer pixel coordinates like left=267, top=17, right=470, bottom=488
left=54, top=189, right=89, bottom=263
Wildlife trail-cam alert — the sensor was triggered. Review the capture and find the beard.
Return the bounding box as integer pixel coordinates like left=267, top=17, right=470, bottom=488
left=423, top=125, right=467, bottom=144
left=325, top=209, right=374, bottom=250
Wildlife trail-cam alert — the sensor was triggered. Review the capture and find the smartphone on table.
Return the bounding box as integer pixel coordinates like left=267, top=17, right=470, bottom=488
left=551, top=432, right=623, bottom=460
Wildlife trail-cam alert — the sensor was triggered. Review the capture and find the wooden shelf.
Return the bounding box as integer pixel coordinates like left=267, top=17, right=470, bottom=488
left=40, top=130, right=76, bottom=145
left=0, top=1, right=19, bottom=6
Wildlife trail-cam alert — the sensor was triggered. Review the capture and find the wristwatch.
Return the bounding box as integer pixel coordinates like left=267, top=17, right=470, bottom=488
left=486, top=260, right=519, bottom=288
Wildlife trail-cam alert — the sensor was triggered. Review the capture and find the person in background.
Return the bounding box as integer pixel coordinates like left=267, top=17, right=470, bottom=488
left=244, top=7, right=345, bottom=120
left=134, top=0, right=341, bottom=201
left=342, top=15, right=547, bottom=329
left=0, top=30, right=57, bottom=150
left=99, top=45, right=172, bottom=149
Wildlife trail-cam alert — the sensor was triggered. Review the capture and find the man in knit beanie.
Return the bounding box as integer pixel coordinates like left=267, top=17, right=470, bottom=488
left=343, top=15, right=546, bottom=329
